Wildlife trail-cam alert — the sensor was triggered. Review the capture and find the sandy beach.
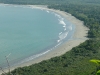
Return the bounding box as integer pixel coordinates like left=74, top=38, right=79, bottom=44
left=0, top=5, right=89, bottom=74
left=17, top=5, right=89, bottom=66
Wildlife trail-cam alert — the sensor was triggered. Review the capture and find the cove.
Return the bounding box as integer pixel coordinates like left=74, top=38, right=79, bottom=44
left=0, top=4, right=75, bottom=68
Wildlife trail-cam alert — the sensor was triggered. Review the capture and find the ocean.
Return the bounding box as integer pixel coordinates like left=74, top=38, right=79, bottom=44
left=0, top=4, right=75, bottom=68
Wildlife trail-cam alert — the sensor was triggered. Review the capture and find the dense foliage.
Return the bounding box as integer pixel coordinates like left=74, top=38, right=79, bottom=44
left=49, top=4, right=100, bottom=38
left=1, top=0, right=100, bottom=75
left=0, top=0, right=100, bottom=5
left=90, top=60, right=100, bottom=75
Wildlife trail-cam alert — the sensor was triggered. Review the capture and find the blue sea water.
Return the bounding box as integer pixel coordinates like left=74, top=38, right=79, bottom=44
left=0, top=4, right=75, bottom=68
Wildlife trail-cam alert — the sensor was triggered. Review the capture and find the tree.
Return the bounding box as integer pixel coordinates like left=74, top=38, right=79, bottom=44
left=90, top=59, right=100, bottom=75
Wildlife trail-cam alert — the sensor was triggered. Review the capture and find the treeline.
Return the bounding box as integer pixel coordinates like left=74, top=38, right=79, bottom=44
left=48, top=4, right=100, bottom=38
left=0, top=0, right=71, bottom=5
left=1, top=0, right=100, bottom=75
left=0, top=0, right=100, bottom=5
left=7, top=40, right=100, bottom=75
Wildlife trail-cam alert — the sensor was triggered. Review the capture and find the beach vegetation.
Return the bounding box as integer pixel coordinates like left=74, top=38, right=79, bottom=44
left=0, top=0, right=100, bottom=75
left=90, top=59, right=100, bottom=75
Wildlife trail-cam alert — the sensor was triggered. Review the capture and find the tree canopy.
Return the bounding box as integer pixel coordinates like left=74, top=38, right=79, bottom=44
left=0, top=0, right=100, bottom=75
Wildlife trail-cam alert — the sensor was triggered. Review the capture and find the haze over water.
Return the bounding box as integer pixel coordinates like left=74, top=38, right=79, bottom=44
left=0, top=4, right=75, bottom=68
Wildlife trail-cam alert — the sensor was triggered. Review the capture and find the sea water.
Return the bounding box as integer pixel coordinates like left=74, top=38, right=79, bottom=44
left=0, top=4, right=75, bottom=68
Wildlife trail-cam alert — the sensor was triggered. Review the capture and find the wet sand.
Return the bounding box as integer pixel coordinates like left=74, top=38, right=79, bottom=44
left=0, top=5, right=89, bottom=74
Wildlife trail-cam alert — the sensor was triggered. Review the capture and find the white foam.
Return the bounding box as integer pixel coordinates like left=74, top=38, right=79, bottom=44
left=6, top=53, right=11, bottom=58
left=57, top=40, right=60, bottom=42
left=55, top=14, right=61, bottom=18
left=55, top=42, right=62, bottom=47
left=28, top=5, right=45, bottom=10
left=20, top=50, right=51, bottom=63
left=63, top=26, right=66, bottom=27
left=46, top=10, right=50, bottom=13
left=31, top=6, right=44, bottom=10
left=54, top=13, right=64, bottom=22
left=59, top=32, right=62, bottom=35
left=17, top=41, right=63, bottom=65
left=18, top=41, right=62, bottom=64
left=59, top=19, right=66, bottom=26
left=57, top=31, right=69, bottom=43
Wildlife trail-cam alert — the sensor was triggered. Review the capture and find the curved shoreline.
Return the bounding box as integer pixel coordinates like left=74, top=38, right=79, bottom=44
left=15, top=5, right=89, bottom=66
left=0, top=5, right=89, bottom=74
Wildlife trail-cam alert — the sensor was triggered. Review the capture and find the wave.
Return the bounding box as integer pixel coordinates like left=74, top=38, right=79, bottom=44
left=59, top=32, right=62, bottom=35
left=20, top=50, right=51, bottom=63
left=28, top=6, right=45, bottom=11
left=57, top=31, right=69, bottom=42
left=55, top=13, right=61, bottom=18
left=46, top=10, right=50, bottom=13
left=58, top=19, right=66, bottom=26
left=63, top=25, right=66, bottom=27
left=55, top=42, right=62, bottom=47
left=27, top=5, right=43, bottom=10
left=12, top=50, right=51, bottom=66
left=0, top=4, right=74, bottom=69
left=23, top=42, right=62, bottom=62
left=53, top=11, right=68, bottom=32
left=13, top=42, right=62, bottom=66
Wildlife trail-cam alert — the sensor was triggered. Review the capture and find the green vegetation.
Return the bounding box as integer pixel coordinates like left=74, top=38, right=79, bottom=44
left=97, top=71, right=100, bottom=75
left=0, top=0, right=100, bottom=75
left=48, top=4, right=100, bottom=38
left=90, top=60, right=100, bottom=75
left=0, top=0, right=100, bottom=5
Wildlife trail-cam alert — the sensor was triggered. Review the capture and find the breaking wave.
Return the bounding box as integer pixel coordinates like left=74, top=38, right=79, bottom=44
left=1, top=5, right=74, bottom=68
left=57, top=31, right=69, bottom=43
left=13, top=42, right=62, bottom=66
left=59, top=19, right=66, bottom=26
left=46, top=10, right=50, bottom=13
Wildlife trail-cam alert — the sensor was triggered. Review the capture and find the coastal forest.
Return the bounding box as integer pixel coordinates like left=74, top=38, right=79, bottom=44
left=0, top=0, right=100, bottom=75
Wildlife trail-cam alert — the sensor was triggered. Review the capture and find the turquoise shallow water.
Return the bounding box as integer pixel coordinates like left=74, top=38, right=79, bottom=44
left=0, top=4, right=75, bottom=68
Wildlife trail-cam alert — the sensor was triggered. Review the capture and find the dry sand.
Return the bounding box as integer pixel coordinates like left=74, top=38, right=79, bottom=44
left=0, top=5, right=89, bottom=74
left=19, top=5, right=89, bottom=65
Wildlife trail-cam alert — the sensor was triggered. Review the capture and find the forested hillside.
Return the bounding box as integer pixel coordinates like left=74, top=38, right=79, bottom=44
left=1, top=0, right=100, bottom=75
left=0, top=0, right=100, bottom=5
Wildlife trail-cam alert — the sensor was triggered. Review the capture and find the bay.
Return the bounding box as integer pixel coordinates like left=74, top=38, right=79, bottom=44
left=0, top=4, right=75, bottom=68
